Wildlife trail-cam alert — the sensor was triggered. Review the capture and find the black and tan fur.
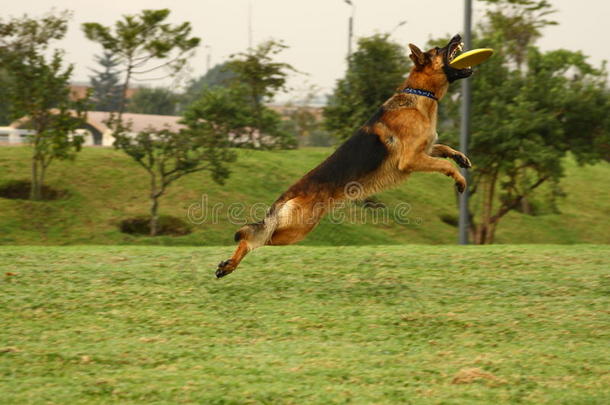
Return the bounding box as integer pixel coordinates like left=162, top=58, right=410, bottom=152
left=216, top=34, right=473, bottom=278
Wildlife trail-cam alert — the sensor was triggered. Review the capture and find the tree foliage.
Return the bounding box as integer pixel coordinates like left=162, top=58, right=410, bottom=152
left=82, top=8, right=200, bottom=117
left=283, top=86, right=332, bottom=147
left=180, top=62, right=236, bottom=108
left=436, top=0, right=610, bottom=243
left=0, top=12, right=87, bottom=200
left=222, top=40, right=297, bottom=148
left=89, top=51, right=122, bottom=112
left=114, top=124, right=236, bottom=236
left=82, top=9, right=218, bottom=235
left=128, top=87, right=178, bottom=115
left=324, top=34, right=410, bottom=141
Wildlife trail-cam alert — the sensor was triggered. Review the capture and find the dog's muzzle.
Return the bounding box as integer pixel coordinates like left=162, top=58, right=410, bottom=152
left=442, top=34, right=473, bottom=83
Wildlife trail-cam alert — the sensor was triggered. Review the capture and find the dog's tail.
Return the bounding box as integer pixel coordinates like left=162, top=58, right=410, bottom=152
left=233, top=218, right=276, bottom=246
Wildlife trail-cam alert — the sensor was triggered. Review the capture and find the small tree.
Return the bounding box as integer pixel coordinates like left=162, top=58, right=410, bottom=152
left=114, top=125, right=236, bottom=236
left=84, top=9, right=238, bottom=236
left=0, top=12, right=87, bottom=200
left=324, top=34, right=410, bottom=141
left=89, top=51, right=123, bottom=112
left=128, top=87, right=178, bottom=115
left=225, top=40, right=297, bottom=148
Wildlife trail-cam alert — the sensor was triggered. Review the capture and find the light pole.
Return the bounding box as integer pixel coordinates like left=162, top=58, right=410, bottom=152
left=205, top=45, right=212, bottom=73
left=343, top=0, right=355, bottom=60
left=459, top=0, right=472, bottom=245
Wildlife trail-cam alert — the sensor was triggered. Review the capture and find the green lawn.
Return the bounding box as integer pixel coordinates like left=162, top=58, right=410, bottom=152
left=0, top=146, right=609, bottom=246
left=1, top=245, right=608, bottom=404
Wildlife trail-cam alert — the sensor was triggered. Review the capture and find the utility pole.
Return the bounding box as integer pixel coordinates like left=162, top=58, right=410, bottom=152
left=205, top=45, right=211, bottom=73
left=459, top=0, right=472, bottom=245
left=248, top=0, right=253, bottom=50
left=343, top=0, right=355, bottom=59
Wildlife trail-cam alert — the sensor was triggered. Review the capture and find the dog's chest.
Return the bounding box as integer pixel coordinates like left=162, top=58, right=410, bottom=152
left=425, top=113, right=439, bottom=152
left=426, top=131, right=438, bottom=153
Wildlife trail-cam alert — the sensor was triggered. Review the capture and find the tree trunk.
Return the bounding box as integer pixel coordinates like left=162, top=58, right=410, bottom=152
left=481, top=176, right=550, bottom=244
left=149, top=195, right=159, bottom=236
left=520, top=197, right=532, bottom=215
left=485, top=222, right=497, bottom=244
left=473, top=171, right=498, bottom=245
left=149, top=173, right=163, bottom=237
left=30, top=156, right=42, bottom=201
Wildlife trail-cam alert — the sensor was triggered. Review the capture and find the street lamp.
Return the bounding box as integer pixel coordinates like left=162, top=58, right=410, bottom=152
left=343, top=0, right=355, bottom=60
left=459, top=0, right=472, bottom=245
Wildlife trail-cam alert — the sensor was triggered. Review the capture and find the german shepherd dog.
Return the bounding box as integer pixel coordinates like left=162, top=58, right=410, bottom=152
left=216, top=34, right=473, bottom=278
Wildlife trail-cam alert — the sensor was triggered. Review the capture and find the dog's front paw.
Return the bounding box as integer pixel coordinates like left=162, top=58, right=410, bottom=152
left=455, top=178, right=466, bottom=193
left=216, top=259, right=235, bottom=278
left=453, top=153, right=472, bottom=169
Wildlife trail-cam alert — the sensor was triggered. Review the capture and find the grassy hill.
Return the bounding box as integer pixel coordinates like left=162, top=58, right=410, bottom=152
left=1, top=245, right=608, bottom=403
left=0, top=146, right=608, bottom=246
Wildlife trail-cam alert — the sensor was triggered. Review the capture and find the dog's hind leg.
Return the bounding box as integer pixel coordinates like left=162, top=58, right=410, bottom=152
left=216, top=239, right=250, bottom=278
left=429, top=144, right=472, bottom=169
left=215, top=220, right=276, bottom=278
left=215, top=211, right=280, bottom=278
left=215, top=195, right=326, bottom=278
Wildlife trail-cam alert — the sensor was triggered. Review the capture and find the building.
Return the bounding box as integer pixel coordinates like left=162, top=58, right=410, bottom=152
left=0, top=111, right=183, bottom=146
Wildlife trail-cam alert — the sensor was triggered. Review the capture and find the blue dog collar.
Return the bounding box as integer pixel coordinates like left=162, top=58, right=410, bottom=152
left=400, top=87, right=438, bottom=101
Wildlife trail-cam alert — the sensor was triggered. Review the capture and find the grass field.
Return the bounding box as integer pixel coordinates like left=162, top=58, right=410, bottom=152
left=1, top=245, right=608, bottom=404
left=1, top=146, right=609, bottom=246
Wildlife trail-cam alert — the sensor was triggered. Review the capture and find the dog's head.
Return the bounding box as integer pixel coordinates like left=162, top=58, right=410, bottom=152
left=408, top=34, right=473, bottom=88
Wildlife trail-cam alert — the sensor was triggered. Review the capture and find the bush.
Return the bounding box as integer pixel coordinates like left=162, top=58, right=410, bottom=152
left=0, top=180, right=68, bottom=201
left=119, top=215, right=192, bottom=236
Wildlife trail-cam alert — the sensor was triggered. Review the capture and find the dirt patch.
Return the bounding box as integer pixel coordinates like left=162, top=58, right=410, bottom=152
left=119, top=215, right=192, bottom=236
left=452, top=367, right=501, bottom=385
left=440, top=214, right=458, bottom=227
left=0, top=180, right=69, bottom=201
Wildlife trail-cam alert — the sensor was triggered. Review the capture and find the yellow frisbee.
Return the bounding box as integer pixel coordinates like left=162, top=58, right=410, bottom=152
left=449, top=48, right=494, bottom=69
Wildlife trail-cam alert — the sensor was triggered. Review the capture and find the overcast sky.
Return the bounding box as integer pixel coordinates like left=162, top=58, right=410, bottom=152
left=4, top=0, right=609, bottom=102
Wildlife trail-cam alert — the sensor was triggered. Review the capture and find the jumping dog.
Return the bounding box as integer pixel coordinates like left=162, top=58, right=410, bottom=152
left=216, top=34, right=473, bottom=278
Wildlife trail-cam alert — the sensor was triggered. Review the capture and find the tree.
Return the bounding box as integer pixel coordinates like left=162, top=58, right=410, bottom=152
left=180, top=62, right=236, bottom=109
left=114, top=125, right=236, bottom=236
left=0, top=12, right=87, bottom=200
left=184, top=86, right=255, bottom=148
left=283, top=85, right=332, bottom=147
left=82, top=8, right=200, bottom=118
left=224, top=40, right=297, bottom=148
left=128, top=87, right=178, bottom=115
left=89, top=51, right=122, bottom=112
left=436, top=0, right=610, bottom=243
left=83, top=9, right=237, bottom=236
left=324, top=34, right=410, bottom=141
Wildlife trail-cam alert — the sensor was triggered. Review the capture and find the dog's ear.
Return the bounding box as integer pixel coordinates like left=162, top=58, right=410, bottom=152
left=408, top=43, right=427, bottom=67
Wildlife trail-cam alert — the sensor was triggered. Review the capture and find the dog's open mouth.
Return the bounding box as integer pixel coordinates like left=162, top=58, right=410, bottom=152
left=448, top=41, right=464, bottom=63
left=442, top=34, right=472, bottom=82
